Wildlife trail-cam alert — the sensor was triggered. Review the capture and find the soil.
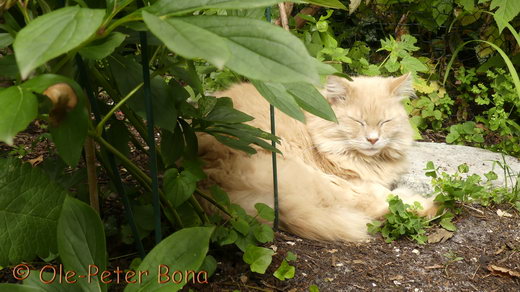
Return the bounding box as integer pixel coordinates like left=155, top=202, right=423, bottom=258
left=193, top=204, right=520, bottom=291
left=1, top=124, right=519, bottom=292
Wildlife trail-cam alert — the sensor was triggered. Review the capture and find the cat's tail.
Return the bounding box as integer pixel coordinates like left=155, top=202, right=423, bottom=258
left=279, top=205, right=372, bottom=242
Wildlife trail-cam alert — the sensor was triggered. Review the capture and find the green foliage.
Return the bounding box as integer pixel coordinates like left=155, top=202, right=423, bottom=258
left=125, top=227, right=214, bottom=292
left=0, top=158, right=66, bottom=266
left=273, top=251, right=297, bottom=281
left=367, top=195, right=429, bottom=244
left=426, top=161, right=520, bottom=212
left=57, top=196, right=107, bottom=292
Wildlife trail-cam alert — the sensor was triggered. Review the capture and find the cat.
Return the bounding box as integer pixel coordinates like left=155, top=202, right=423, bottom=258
left=197, top=74, right=438, bottom=242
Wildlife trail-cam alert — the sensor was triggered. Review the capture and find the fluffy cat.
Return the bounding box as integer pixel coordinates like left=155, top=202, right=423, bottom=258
left=198, top=74, right=437, bottom=242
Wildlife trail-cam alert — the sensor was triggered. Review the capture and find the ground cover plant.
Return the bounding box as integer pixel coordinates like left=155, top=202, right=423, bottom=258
left=0, top=0, right=519, bottom=291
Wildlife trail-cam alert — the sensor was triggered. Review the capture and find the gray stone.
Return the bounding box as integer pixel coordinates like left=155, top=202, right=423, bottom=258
left=399, top=142, right=520, bottom=194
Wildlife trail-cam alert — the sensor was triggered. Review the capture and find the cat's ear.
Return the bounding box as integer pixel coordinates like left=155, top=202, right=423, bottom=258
left=389, top=73, right=414, bottom=100
left=323, top=75, right=351, bottom=103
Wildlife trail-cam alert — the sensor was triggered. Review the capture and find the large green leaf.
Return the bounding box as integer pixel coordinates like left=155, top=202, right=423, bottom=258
left=21, top=75, right=89, bottom=166
left=0, top=158, right=67, bottom=266
left=304, top=0, right=347, bottom=9
left=147, top=0, right=286, bottom=16
left=159, top=16, right=320, bottom=84
left=13, top=6, right=105, bottom=79
left=0, top=86, right=38, bottom=145
left=491, top=0, right=520, bottom=33
left=252, top=80, right=305, bottom=122
left=24, top=272, right=82, bottom=292
left=143, top=11, right=230, bottom=69
left=57, top=196, right=107, bottom=292
left=284, top=82, right=337, bottom=122
left=79, top=32, right=127, bottom=60
left=108, top=55, right=181, bottom=132
left=124, top=226, right=214, bottom=292
left=0, top=285, right=44, bottom=292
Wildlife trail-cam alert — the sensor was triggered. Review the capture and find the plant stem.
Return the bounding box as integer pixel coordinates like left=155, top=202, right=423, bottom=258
left=96, top=82, right=144, bottom=136
left=195, top=190, right=232, bottom=217
left=91, top=133, right=183, bottom=228
left=84, top=137, right=100, bottom=213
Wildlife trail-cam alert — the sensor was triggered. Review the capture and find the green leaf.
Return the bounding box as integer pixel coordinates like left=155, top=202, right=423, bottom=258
left=200, top=255, right=217, bottom=277
left=231, top=217, right=250, bottom=236
left=284, top=82, right=337, bottom=122
left=252, top=224, right=274, bottom=243
left=304, top=0, right=347, bottom=9
left=148, top=0, right=286, bottom=16
left=178, top=16, right=319, bottom=84
left=205, top=98, right=254, bottom=123
left=286, top=251, right=297, bottom=261
left=0, top=54, right=20, bottom=79
left=21, top=74, right=89, bottom=166
left=243, top=245, right=274, bottom=274
left=0, top=33, right=13, bottom=49
left=108, top=55, right=180, bottom=132
left=440, top=217, right=457, bottom=231
left=445, top=132, right=460, bottom=144
left=309, top=284, right=320, bottom=292
left=273, top=259, right=295, bottom=281
left=0, top=158, right=67, bottom=266
left=401, top=55, right=429, bottom=73
left=210, top=185, right=231, bottom=208
left=255, top=203, right=275, bottom=222
left=161, top=125, right=185, bottom=168
left=124, top=226, right=214, bottom=292
left=143, top=11, right=230, bottom=69
left=164, top=168, right=198, bottom=207
left=491, top=0, right=520, bottom=33
left=0, top=284, right=44, bottom=292
left=57, top=196, right=107, bottom=292
left=24, top=272, right=82, bottom=292
left=0, top=86, right=38, bottom=145
left=79, top=32, right=127, bottom=60
left=13, top=6, right=105, bottom=79
left=252, top=81, right=305, bottom=122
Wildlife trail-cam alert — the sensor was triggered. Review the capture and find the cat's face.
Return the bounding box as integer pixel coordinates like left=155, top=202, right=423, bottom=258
left=311, top=74, right=414, bottom=157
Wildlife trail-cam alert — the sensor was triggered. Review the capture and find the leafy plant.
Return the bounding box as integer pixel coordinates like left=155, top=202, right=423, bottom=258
left=273, top=251, right=297, bottom=281
left=367, top=195, right=429, bottom=244
left=0, top=1, right=346, bottom=290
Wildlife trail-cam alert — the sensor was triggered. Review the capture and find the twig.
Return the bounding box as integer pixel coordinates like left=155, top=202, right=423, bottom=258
left=463, top=204, right=485, bottom=214
left=84, top=137, right=99, bottom=213
left=277, top=3, right=290, bottom=31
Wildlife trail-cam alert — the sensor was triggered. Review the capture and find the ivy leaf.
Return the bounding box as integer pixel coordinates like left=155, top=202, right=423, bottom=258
left=255, top=203, right=275, bottom=222
left=243, top=245, right=274, bottom=274
left=401, top=55, right=429, bottom=73
left=273, top=260, right=295, bottom=280
left=164, top=168, right=199, bottom=207
left=491, top=0, right=520, bottom=33
left=252, top=224, right=274, bottom=243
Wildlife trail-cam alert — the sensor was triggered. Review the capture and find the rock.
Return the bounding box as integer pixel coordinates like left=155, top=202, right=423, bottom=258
left=399, top=142, right=520, bottom=194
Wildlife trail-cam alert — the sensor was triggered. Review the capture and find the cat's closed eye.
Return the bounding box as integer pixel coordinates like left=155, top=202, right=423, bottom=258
left=378, top=119, right=392, bottom=126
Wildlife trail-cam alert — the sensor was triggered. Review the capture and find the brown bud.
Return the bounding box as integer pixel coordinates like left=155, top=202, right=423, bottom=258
left=43, top=83, right=78, bottom=126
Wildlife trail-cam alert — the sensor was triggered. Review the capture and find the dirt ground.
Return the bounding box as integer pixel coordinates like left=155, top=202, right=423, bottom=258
left=1, top=125, right=519, bottom=292
left=197, top=204, right=520, bottom=291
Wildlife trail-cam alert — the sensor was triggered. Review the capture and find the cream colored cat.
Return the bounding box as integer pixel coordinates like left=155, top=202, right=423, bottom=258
left=198, top=74, right=437, bottom=242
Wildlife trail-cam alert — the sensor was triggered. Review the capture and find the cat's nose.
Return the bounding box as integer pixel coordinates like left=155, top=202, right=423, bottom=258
left=366, top=137, right=379, bottom=145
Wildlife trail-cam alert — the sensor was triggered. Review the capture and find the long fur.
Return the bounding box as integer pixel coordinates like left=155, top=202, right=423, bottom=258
left=198, top=75, right=437, bottom=242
